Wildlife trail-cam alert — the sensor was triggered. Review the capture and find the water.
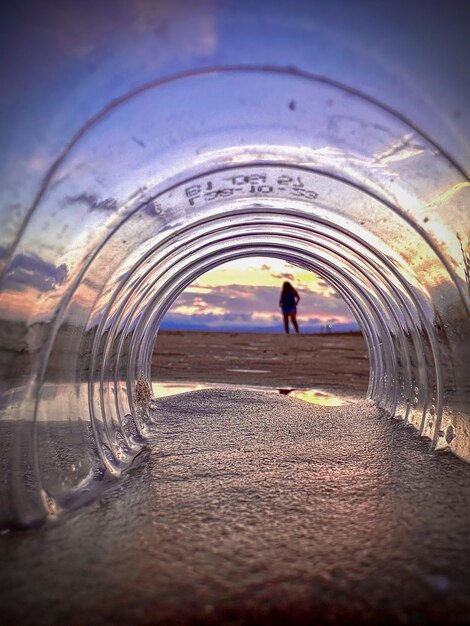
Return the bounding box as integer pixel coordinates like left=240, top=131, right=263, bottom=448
left=153, top=381, right=356, bottom=406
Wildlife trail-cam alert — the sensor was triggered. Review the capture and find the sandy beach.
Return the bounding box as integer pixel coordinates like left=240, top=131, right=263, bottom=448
left=2, top=387, right=470, bottom=625
left=2, top=331, right=470, bottom=625
left=152, top=331, right=369, bottom=394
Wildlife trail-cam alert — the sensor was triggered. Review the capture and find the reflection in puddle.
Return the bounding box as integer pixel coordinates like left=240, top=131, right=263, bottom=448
left=152, top=382, right=210, bottom=399
left=152, top=382, right=355, bottom=406
left=226, top=368, right=271, bottom=373
left=280, top=388, right=350, bottom=406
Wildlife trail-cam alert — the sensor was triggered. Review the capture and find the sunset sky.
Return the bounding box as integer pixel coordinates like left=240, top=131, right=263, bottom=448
left=161, top=256, right=358, bottom=333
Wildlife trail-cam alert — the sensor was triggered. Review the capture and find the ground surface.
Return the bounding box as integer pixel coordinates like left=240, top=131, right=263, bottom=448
left=152, top=331, right=369, bottom=392
left=1, top=333, right=470, bottom=625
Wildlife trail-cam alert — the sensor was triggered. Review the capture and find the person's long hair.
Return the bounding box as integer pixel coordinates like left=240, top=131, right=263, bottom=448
left=281, top=281, right=296, bottom=295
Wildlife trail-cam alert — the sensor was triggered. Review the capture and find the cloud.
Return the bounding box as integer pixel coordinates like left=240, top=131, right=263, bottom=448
left=162, top=311, right=259, bottom=331
left=164, top=284, right=356, bottom=331
left=161, top=311, right=359, bottom=333
left=3, top=250, right=69, bottom=293
left=65, top=193, right=117, bottom=213
left=271, top=272, right=295, bottom=281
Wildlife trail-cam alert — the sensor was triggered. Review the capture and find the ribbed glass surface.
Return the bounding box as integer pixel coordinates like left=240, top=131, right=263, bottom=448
left=0, top=12, right=468, bottom=529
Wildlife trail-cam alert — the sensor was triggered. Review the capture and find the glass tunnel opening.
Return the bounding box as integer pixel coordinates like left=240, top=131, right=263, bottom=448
left=0, top=65, right=468, bottom=531
left=151, top=255, right=369, bottom=406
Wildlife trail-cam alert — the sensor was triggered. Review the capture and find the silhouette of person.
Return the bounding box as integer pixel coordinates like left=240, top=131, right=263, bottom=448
left=279, top=281, right=300, bottom=334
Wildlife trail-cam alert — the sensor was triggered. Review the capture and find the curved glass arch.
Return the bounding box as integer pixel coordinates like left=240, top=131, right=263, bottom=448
left=0, top=67, right=468, bottom=529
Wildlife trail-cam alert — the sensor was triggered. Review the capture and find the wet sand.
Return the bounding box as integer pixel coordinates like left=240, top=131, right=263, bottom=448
left=152, top=331, right=369, bottom=393
left=2, top=389, right=470, bottom=625
left=2, top=332, right=470, bottom=624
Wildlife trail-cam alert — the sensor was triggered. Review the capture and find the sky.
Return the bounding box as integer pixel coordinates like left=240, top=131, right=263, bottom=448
left=160, top=256, right=359, bottom=333
left=1, top=4, right=467, bottom=331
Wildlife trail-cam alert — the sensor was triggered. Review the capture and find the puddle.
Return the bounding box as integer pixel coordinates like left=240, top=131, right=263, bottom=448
left=279, top=388, right=352, bottom=406
left=226, top=368, right=271, bottom=373
left=152, top=382, right=356, bottom=406
left=152, top=382, right=210, bottom=398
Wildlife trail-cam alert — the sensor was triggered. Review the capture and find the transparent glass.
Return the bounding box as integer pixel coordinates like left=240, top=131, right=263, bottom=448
left=0, top=3, right=468, bottom=528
